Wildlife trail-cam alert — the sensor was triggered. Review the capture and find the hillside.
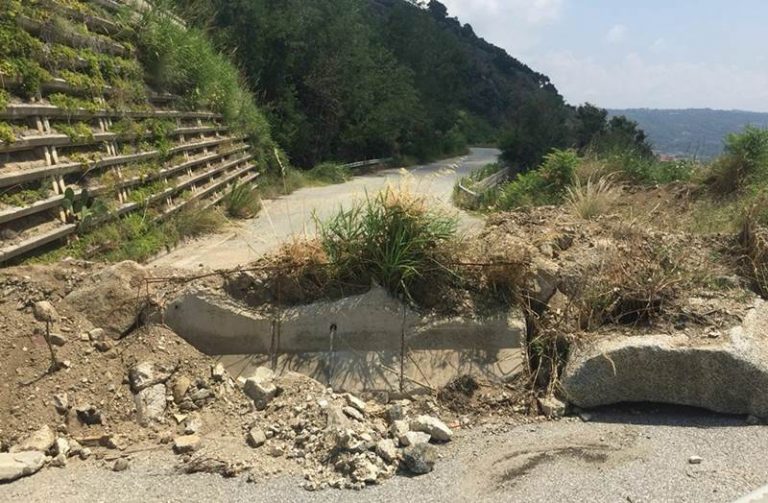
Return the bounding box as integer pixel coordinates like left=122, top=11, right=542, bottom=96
left=609, top=108, right=768, bottom=159
left=174, top=0, right=570, bottom=167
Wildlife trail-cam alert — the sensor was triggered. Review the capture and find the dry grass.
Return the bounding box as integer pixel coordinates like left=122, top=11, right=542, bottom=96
left=565, top=175, right=621, bottom=220
left=740, top=204, right=768, bottom=298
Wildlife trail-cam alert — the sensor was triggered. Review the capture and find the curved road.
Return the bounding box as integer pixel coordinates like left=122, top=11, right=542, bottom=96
left=152, top=148, right=499, bottom=270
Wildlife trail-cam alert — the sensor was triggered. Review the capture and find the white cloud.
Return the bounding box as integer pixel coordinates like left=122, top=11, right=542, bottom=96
left=605, top=24, right=628, bottom=44
left=532, top=51, right=768, bottom=111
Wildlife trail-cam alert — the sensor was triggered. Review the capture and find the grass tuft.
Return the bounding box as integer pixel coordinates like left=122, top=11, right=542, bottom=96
left=565, top=175, right=620, bottom=220
left=223, top=181, right=261, bottom=219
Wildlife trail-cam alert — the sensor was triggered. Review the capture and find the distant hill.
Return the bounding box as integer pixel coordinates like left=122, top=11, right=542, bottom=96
left=608, top=109, right=768, bottom=159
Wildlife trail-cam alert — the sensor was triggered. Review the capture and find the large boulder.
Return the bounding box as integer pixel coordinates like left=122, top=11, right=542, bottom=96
left=0, top=451, right=45, bottom=482
left=562, top=300, right=768, bottom=416
left=64, top=261, right=151, bottom=339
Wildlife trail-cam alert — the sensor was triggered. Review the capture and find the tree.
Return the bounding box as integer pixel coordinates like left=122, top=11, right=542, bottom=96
left=574, top=103, right=607, bottom=150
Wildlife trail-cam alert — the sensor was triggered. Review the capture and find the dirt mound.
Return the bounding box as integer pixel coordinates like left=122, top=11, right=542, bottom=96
left=0, top=260, right=471, bottom=490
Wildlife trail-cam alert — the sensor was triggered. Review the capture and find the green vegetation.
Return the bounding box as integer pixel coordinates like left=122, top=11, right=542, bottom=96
left=223, top=181, right=261, bottom=218
left=305, top=163, right=351, bottom=185
left=127, top=180, right=167, bottom=204
left=498, top=150, right=579, bottom=209
left=0, top=183, right=49, bottom=207
left=0, top=89, right=8, bottom=110
left=48, top=93, right=101, bottom=112
left=61, top=187, right=108, bottom=229
left=36, top=206, right=226, bottom=263
left=564, top=176, right=620, bottom=220
left=0, top=121, right=14, bottom=144
left=135, top=4, right=272, bottom=149
left=54, top=121, right=94, bottom=142
left=319, top=187, right=458, bottom=301
left=710, top=126, right=768, bottom=195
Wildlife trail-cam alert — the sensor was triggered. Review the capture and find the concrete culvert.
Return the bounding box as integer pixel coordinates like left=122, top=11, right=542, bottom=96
left=164, top=286, right=526, bottom=394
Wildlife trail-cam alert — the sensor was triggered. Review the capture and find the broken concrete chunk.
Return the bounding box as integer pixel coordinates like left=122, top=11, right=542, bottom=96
left=243, top=379, right=277, bottom=409
left=11, top=426, right=55, bottom=453
left=375, top=439, right=398, bottom=464
left=399, top=431, right=430, bottom=447
left=345, top=393, right=367, bottom=413
left=129, top=362, right=171, bottom=393
left=172, top=376, right=191, bottom=404
left=134, top=383, right=167, bottom=425
left=0, top=451, right=45, bottom=482
left=211, top=363, right=226, bottom=382
left=246, top=428, right=266, bottom=448
left=173, top=435, right=201, bottom=454
left=410, top=415, right=453, bottom=442
left=389, top=420, right=409, bottom=439
left=402, top=443, right=438, bottom=474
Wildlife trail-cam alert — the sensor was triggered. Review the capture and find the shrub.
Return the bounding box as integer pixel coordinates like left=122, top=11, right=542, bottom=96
left=0, top=121, right=14, bottom=144
left=565, top=176, right=620, bottom=220
left=497, top=149, right=579, bottom=210
left=710, top=126, right=768, bottom=195
left=318, top=187, right=458, bottom=301
left=740, top=200, right=768, bottom=298
left=223, top=181, right=261, bottom=218
left=305, top=162, right=351, bottom=184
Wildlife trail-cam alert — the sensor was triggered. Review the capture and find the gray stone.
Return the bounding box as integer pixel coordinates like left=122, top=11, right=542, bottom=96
left=93, top=340, right=113, bottom=353
left=88, top=328, right=105, bottom=341
left=562, top=301, right=768, bottom=417
left=49, top=333, right=67, bottom=347
left=135, top=383, right=167, bottom=425
left=211, top=363, right=226, bottom=382
left=345, top=393, right=367, bottom=413
left=11, top=425, right=55, bottom=453
left=342, top=406, right=364, bottom=422
left=243, top=379, right=277, bottom=409
left=399, top=431, right=430, bottom=447
left=326, top=406, right=351, bottom=430
left=0, top=451, right=45, bottom=482
left=689, top=455, right=703, bottom=465
left=129, top=362, right=169, bottom=393
left=113, top=458, right=129, bottom=472
left=172, top=376, right=191, bottom=403
left=33, top=301, right=58, bottom=323
left=375, top=439, right=398, bottom=464
left=50, top=453, right=67, bottom=468
left=402, top=443, right=438, bottom=475
left=538, top=396, right=566, bottom=418
left=410, top=415, right=453, bottom=442
left=387, top=403, right=405, bottom=422
left=53, top=437, right=70, bottom=457
left=173, top=435, right=201, bottom=454
left=389, top=420, right=409, bottom=439
left=246, top=428, right=266, bottom=448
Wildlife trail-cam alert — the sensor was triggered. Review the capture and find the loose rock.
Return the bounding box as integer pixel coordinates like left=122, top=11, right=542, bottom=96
left=402, top=443, right=438, bottom=474
left=173, top=435, right=201, bottom=454
left=399, top=431, right=431, bottom=447
left=0, top=451, right=45, bottom=482
left=247, top=428, right=267, bottom=448
left=113, top=458, right=129, bottom=472
left=32, top=301, right=58, bottom=323
left=410, top=415, right=453, bottom=442
left=243, top=379, right=277, bottom=410
left=11, top=425, right=55, bottom=453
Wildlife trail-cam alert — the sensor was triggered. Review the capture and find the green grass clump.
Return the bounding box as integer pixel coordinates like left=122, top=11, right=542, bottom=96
left=223, top=181, right=261, bottom=218
left=0, top=184, right=50, bottom=207
left=48, top=93, right=101, bottom=112
left=319, top=187, right=458, bottom=301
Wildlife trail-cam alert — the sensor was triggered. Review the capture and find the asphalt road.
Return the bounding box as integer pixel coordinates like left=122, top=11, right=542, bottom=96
left=2, top=404, right=767, bottom=502
left=151, top=148, right=498, bottom=270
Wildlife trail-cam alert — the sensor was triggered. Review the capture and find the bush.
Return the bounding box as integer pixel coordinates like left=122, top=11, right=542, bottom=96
left=497, top=149, right=579, bottom=210
left=319, top=187, right=458, bottom=301
left=740, top=200, right=768, bottom=298
left=710, top=126, right=768, bottom=195
left=224, top=181, right=261, bottom=218
left=305, top=162, right=351, bottom=184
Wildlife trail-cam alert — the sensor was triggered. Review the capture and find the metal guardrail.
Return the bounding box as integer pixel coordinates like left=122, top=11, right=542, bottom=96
left=457, top=166, right=512, bottom=198
left=341, top=158, right=393, bottom=169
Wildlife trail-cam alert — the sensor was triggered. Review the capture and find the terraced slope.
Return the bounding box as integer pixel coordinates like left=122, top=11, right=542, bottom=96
left=0, top=0, right=262, bottom=263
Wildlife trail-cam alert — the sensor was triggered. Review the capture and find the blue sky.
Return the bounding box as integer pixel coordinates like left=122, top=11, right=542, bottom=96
left=440, top=0, right=768, bottom=111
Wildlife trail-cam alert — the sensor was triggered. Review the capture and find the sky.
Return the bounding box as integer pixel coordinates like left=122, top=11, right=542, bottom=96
left=440, top=0, right=768, bottom=112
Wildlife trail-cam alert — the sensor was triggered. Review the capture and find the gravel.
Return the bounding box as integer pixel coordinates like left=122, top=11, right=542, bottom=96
left=2, top=404, right=767, bottom=503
